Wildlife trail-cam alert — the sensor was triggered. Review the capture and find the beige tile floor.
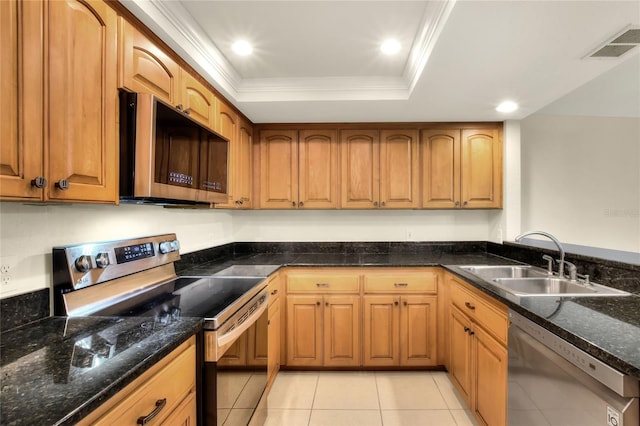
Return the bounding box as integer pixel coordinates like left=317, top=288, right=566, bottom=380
left=265, top=371, right=478, bottom=426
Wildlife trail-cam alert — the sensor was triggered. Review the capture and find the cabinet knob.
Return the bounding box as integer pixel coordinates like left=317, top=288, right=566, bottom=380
left=292, top=201, right=296, bottom=207
left=175, top=104, right=183, bottom=111
left=316, top=301, right=321, bottom=306
left=299, top=201, right=304, bottom=207
left=394, top=300, right=399, bottom=306
left=464, top=326, right=470, bottom=333
left=55, top=179, right=69, bottom=190
left=403, top=301, right=408, bottom=306
left=464, top=302, right=476, bottom=311
left=463, top=201, right=468, bottom=206
left=455, top=201, right=460, bottom=207
left=325, top=302, right=329, bottom=306
left=373, top=201, right=379, bottom=207
left=30, top=176, right=47, bottom=189
left=381, top=201, right=386, bottom=207
left=469, top=330, right=475, bottom=336
left=183, top=107, right=191, bottom=115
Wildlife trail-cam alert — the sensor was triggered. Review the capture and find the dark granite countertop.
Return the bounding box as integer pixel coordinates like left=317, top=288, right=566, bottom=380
left=0, top=316, right=202, bottom=426
left=181, top=251, right=640, bottom=380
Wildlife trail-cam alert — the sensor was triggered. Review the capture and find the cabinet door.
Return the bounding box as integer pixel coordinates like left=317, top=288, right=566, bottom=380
left=379, top=129, right=419, bottom=208
left=298, top=129, right=338, bottom=209
left=400, top=295, right=437, bottom=366
left=267, top=302, right=281, bottom=387
left=214, top=100, right=238, bottom=208
left=449, top=307, right=472, bottom=406
left=47, top=0, right=117, bottom=203
left=119, top=19, right=180, bottom=105
left=0, top=0, right=43, bottom=200
left=363, top=295, right=399, bottom=366
left=340, top=129, right=379, bottom=208
left=180, top=71, right=216, bottom=130
left=461, top=128, right=502, bottom=208
left=473, top=326, right=507, bottom=426
left=286, top=295, right=323, bottom=366
left=259, top=130, right=298, bottom=208
left=323, top=295, right=361, bottom=367
left=421, top=129, right=460, bottom=208
left=236, top=118, right=253, bottom=208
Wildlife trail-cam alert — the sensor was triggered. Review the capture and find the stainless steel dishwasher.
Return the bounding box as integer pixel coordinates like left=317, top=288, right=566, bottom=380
left=508, top=310, right=639, bottom=426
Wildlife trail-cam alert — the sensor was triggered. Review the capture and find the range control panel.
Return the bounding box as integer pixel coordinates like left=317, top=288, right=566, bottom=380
left=53, top=234, right=180, bottom=291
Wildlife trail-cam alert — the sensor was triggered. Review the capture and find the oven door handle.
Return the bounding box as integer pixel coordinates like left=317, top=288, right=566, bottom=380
left=217, top=299, right=268, bottom=348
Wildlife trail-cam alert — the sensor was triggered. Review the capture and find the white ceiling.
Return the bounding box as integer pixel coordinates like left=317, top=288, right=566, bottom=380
left=121, top=0, right=640, bottom=123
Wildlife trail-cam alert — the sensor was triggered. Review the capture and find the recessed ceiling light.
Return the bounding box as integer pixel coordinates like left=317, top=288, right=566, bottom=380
left=232, top=40, right=253, bottom=56
left=380, top=39, right=401, bottom=55
left=496, top=101, right=518, bottom=113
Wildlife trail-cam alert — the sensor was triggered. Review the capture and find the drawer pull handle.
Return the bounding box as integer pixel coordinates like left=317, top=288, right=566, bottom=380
left=271, top=289, right=278, bottom=295
left=316, top=283, right=330, bottom=287
left=137, top=398, right=167, bottom=425
left=464, top=302, right=476, bottom=310
left=394, top=283, right=408, bottom=287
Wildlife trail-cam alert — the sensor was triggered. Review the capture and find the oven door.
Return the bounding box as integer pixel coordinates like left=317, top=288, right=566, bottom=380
left=204, top=297, right=269, bottom=426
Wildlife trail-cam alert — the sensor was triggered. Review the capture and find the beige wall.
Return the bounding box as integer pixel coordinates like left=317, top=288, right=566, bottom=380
left=520, top=114, right=640, bottom=253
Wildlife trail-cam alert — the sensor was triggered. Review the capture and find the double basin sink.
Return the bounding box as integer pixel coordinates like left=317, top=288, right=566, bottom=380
left=459, top=265, right=630, bottom=298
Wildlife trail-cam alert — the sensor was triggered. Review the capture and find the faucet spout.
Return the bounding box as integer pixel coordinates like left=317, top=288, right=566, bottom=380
left=515, top=231, right=566, bottom=277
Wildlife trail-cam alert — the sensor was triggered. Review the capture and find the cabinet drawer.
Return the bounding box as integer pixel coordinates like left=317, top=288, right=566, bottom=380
left=364, top=269, right=438, bottom=294
left=450, top=280, right=507, bottom=345
left=92, top=341, right=196, bottom=426
left=287, top=269, right=360, bottom=293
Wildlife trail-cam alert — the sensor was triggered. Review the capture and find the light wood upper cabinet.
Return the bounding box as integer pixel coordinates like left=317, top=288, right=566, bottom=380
left=119, top=18, right=180, bottom=105
left=461, top=128, right=502, bottom=208
left=340, top=130, right=379, bottom=208
left=341, top=129, right=419, bottom=209
left=298, top=130, right=339, bottom=208
left=180, top=72, right=216, bottom=130
left=258, top=129, right=338, bottom=209
left=421, top=127, right=502, bottom=209
left=47, top=0, right=117, bottom=203
left=0, top=0, right=43, bottom=200
left=421, top=129, right=460, bottom=208
left=379, top=130, right=420, bottom=208
left=2, top=0, right=117, bottom=203
left=259, top=130, right=298, bottom=208
left=213, top=100, right=249, bottom=208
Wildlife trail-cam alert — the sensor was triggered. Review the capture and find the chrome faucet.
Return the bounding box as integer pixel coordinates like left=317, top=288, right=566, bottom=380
left=515, top=231, right=566, bottom=278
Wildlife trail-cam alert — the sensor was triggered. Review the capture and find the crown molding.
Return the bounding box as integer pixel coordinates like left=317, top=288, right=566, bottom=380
left=120, top=0, right=455, bottom=103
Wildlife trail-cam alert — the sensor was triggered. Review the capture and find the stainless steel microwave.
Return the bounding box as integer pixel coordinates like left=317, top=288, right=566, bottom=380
left=119, top=91, right=228, bottom=205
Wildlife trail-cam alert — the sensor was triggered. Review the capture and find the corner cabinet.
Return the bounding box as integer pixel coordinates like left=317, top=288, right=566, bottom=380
left=1, top=0, right=118, bottom=203
left=421, top=127, right=502, bottom=209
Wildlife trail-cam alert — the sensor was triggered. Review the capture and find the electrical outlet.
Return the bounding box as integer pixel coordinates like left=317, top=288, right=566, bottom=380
left=0, top=256, right=17, bottom=287
left=1, top=275, right=11, bottom=286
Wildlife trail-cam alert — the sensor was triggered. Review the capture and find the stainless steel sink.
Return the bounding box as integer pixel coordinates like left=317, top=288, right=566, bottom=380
left=212, top=264, right=280, bottom=277
left=459, top=265, right=630, bottom=297
left=460, top=265, right=548, bottom=280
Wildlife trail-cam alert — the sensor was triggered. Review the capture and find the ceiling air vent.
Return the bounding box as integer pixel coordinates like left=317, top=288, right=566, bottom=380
left=588, top=26, right=640, bottom=58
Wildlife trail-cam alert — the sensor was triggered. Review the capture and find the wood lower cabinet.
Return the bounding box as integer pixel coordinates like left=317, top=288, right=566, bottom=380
left=2, top=0, right=118, bottom=203
left=447, top=275, right=508, bottom=426
left=364, top=296, right=439, bottom=367
left=77, top=337, right=197, bottom=426
left=421, top=127, right=502, bottom=209
left=285, top=269, right=361, bottom=367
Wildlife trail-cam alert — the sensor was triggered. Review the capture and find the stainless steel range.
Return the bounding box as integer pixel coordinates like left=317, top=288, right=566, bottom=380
left=53, top=234, right=271, bottom=426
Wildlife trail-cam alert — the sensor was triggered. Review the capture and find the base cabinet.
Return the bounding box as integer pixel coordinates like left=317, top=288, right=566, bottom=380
left=448, top=276, right=508, bottom=426
left=77, top=337, right=197, bottom=426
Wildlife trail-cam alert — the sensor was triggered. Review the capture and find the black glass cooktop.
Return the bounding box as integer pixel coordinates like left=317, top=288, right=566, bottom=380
left=91, top=276, right=267, bottom=326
